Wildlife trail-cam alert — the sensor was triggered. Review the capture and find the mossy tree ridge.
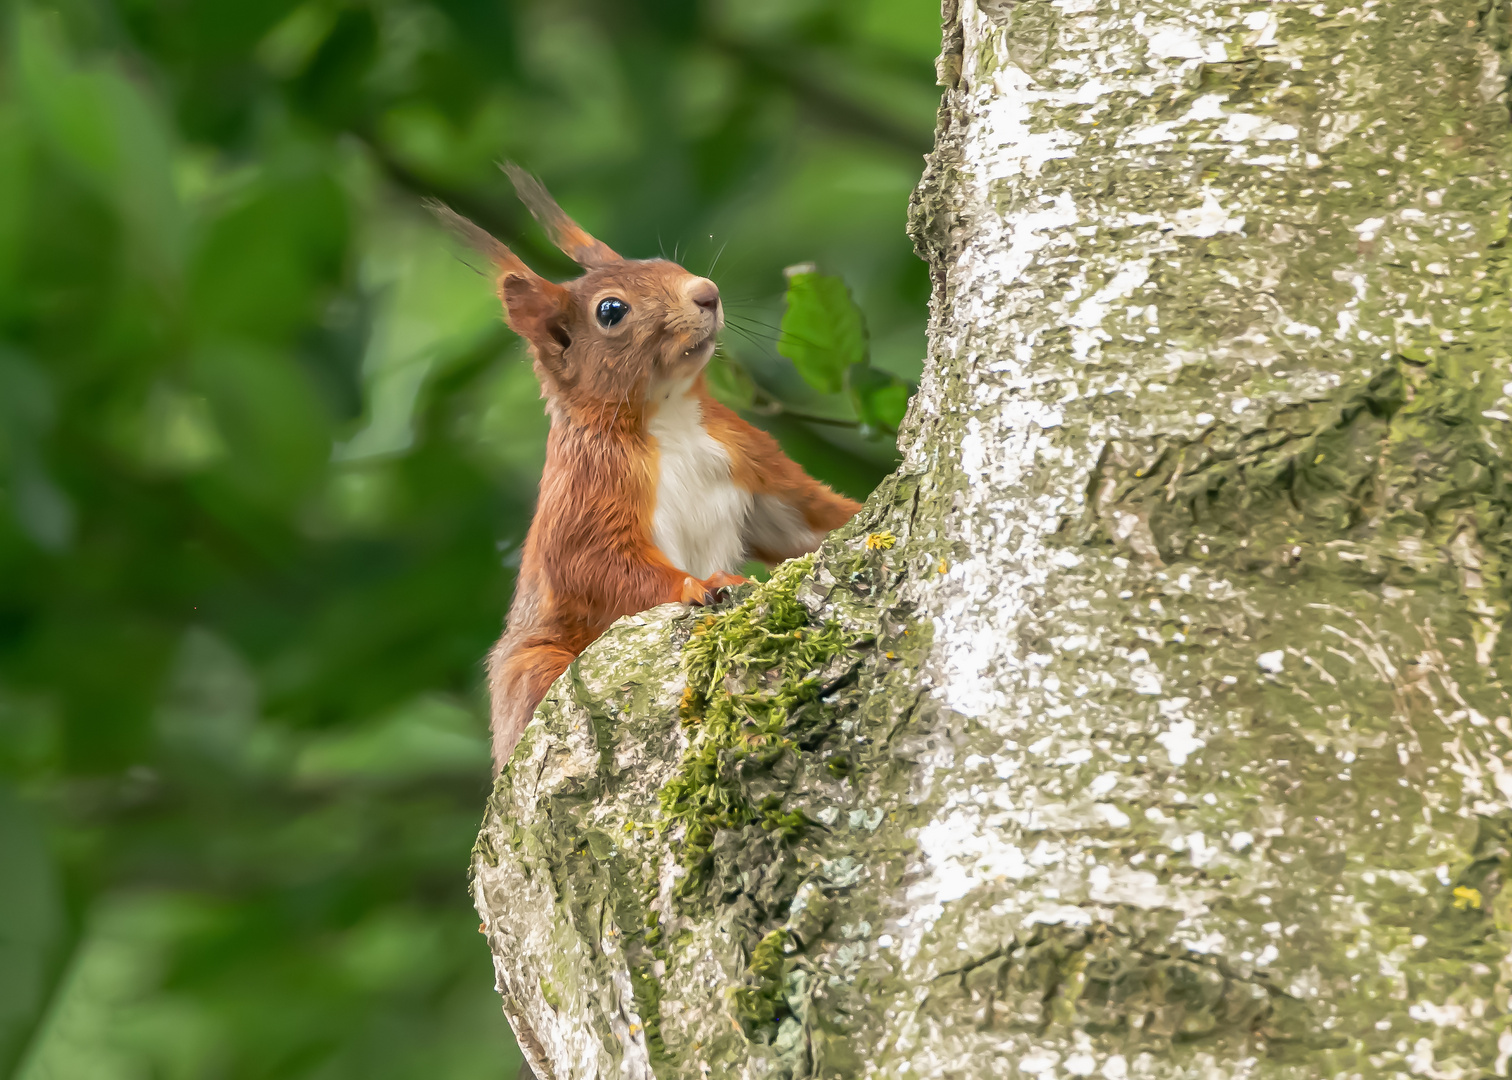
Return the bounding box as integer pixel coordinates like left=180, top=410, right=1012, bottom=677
left=660, top=556, right=850, bottom=899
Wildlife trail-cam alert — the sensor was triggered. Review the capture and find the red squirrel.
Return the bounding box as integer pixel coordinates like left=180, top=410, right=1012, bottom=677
left=434, top=167, right=861, bottom=771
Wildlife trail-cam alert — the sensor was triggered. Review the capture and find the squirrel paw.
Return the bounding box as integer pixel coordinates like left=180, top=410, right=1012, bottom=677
left=702, top=571, right=752, bottom=592
left=679, top=572, right=753, bottom=605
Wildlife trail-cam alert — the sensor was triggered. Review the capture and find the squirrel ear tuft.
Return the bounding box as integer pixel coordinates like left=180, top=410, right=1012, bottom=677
left=502, top=162, right=622, bottom=269
left=426, top=199, right=543, bottom=288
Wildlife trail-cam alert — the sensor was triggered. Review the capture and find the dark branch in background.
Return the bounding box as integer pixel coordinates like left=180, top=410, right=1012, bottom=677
left=748, top=397, right=862, bottom=429
left=358, top=37, right=931, bottom=272
left=358, top=135, right=580, bottom=277
left=712, top=38, right=934, bottom=159
left=847, top=44, right=941, bottom=89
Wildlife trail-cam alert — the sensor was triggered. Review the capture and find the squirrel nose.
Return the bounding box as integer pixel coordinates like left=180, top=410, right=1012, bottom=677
left=688, top=278, right=721, bottom=313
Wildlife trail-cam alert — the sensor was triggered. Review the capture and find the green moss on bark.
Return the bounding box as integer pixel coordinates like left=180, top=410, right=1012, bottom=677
left=729, top=928, right=794, bottom=1032
left=658, top=556, right=849, bottom=898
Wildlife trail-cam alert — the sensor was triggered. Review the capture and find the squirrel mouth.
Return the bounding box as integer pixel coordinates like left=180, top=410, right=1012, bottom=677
left=682, top=334, right=717, bottom=360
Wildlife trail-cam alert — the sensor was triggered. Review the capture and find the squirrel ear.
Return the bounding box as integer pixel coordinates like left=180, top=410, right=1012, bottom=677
left=502, top=162, right=622, bottom=269
left=500, top=272, right=573, bottom=357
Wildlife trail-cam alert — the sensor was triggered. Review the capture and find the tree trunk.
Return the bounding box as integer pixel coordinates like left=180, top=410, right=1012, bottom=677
left=473, top=1, right=1512, bottom=1076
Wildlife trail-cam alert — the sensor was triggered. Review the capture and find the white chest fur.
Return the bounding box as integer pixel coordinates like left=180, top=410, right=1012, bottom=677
left=646, top=385, right=751, bottom=580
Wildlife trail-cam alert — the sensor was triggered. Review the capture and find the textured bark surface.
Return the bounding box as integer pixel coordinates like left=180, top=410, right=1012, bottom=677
left=473, top=1, right=1512, bottom=1076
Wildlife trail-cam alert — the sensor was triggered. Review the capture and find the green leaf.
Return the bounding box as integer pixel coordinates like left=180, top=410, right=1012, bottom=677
left=846, top=364, right=914, bottom=435
left=778, top=270, right=867, bottom=394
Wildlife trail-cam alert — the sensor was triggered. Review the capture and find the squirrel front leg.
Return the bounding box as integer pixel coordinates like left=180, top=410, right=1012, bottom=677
left=626, top=559, right=747, bottom=608
left=699, top=393, right=862, bottom=563
left=549, top=525, right=744, bottom=619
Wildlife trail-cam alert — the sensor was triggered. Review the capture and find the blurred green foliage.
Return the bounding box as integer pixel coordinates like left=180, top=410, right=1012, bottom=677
left=0, top=0, right=939, bottom=1077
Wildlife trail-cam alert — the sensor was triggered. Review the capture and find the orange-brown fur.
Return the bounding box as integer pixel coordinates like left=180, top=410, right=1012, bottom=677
left=700, top=394, right=860, bottom=563
left=438, top=167, right=860, bottom=771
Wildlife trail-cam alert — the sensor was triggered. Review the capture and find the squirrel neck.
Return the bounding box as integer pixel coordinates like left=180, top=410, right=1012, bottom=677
left=644, top=374, right=701, bottom=418
left=547, top=374, right=706, bottom=437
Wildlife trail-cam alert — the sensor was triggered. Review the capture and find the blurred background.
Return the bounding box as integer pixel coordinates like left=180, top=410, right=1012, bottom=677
left=0, top=0, right=940, bottom=1076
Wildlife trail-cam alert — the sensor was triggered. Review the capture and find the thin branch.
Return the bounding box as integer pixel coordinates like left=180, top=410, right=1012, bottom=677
left=747, top=397, right=862, bottom=429
left=712, top=37, right=934, bottom=159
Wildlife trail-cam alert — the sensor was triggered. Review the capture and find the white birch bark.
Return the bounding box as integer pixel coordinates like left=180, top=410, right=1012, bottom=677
left=475, top=1, right=1512, bottom=1076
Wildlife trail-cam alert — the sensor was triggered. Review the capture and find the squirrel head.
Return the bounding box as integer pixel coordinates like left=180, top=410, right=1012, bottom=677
left=430, top=165, right=723, bottom=425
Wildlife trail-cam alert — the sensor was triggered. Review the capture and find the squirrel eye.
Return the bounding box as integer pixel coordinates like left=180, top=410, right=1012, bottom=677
left=596, top=298, right=629, bottom=328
